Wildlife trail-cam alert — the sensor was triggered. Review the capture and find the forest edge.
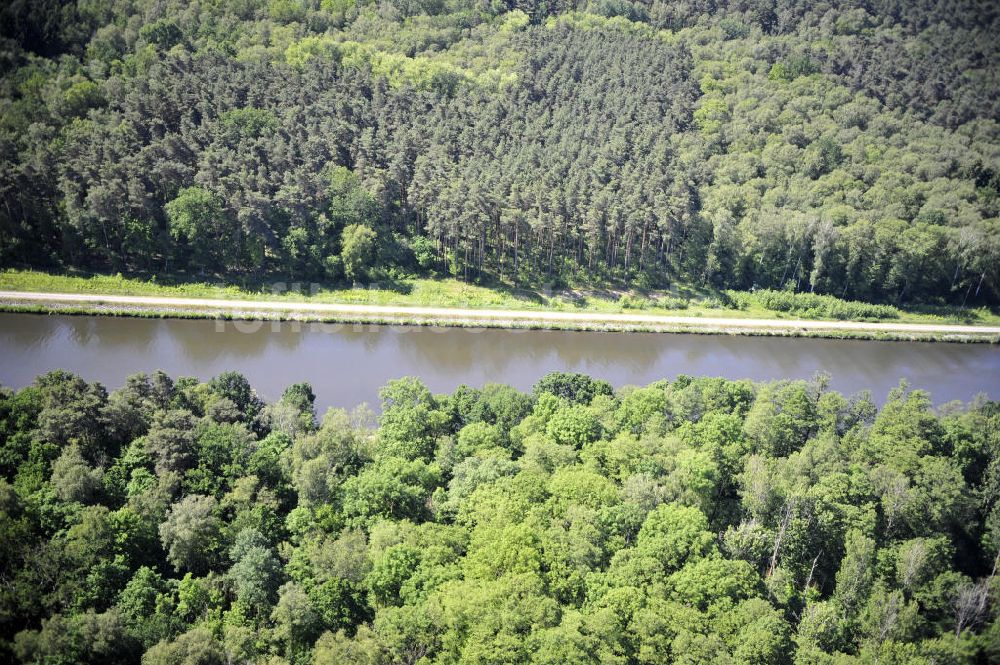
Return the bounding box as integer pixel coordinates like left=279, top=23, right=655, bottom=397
left=3, top=290, right=999, bottom=343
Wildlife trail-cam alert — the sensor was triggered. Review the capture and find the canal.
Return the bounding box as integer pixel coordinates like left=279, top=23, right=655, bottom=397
left=1, top=313, right=997, bottom=412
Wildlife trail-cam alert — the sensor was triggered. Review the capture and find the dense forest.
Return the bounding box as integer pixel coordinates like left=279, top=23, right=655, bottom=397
left=0, top=369, right=998, bottom=664
left=2, top=1, right=999, bottom=305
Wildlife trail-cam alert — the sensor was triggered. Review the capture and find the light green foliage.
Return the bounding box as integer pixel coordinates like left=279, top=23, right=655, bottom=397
left=301, top=528, right=372, bottom=584
left=366, top=543, right=422, bottom=606
left=695, top=97, right=729, bottom=136
left=313, top=626, right=385, bottom=664
left=377, top=377, right=449, bottom=461
left=834, top=530, right=877, bottom=614
left=668, top=558, right=762, bottom=612
left=545, top=404, right=601, bottom=447
left=547, top=467, right=619, bottom=510
left=267, top=383, right=317, bottom=438
left=895, top=538, right=954, bottom=592
left=729, top=290, right=901, bottom=320
left=271, top=582, right=322, bottom=660
left=1, top=370, right=998, bottom=664
left=164, top=187, right=233, bottom=271
left=141, top=627, right=224, bottom=665
left=50, top=444, right=103, bottom=503
left=158, top=494, right=221, bottom=573
left=797, top=600, right=847, bottom=654
left=341, top=224, right=378, bottom=283
left=219, top=107, right=277, bottom=138
left=340, top=457, right=441, bottom=524
left=227, top=528, right=283, bottom=614
left=742, top=380, right=817, bottom=457
left=14, top=609, right=136, bottom=665
left=117, top=567, right=176, bottom=648
left=439, top=452, right=519, bottom=517
left=529, top=609, right=602, bottom=665
left=636, top=503, right=717, bottom=572
left=662, top=447, right=720, bottom=515
left=175, top=574, right=215, bottom=625
left=454, top=421, right=503, bottom=457
left=614, top=385, right=671, bottom=435
left=291, top=408, right=370, bottom=507
left=720, top=599, right=792, bottom=664
left=465, top=521, right=544, bottom=579
left=183, top=422, right=253, bottom=496
left=859, top=587, right=921, bottom=646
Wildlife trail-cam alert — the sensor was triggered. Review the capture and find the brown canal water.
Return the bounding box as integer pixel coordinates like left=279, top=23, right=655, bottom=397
left=1, top=313, right=997, bottom=412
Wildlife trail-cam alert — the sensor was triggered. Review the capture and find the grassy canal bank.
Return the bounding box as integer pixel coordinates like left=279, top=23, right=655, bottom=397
left=1, top=270, right=999, bottom=342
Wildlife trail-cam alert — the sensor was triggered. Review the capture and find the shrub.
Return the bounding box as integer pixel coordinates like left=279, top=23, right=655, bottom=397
left=619, top=295, right=653, bottom=309
left=730, top=289, right=901, bottom=320
left=657, top=296, right=689, bottom=309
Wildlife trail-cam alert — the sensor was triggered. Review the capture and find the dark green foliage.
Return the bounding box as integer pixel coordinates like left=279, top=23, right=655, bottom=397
left=207, top=372, right=263, bottom=424
left=532, top=371, right=613, bottom=404
left=1, top=2, right=997, bottom=307
left=1, top=369, right=998, bottom=663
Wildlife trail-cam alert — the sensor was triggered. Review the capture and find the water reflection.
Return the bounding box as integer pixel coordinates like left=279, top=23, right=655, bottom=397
left=0, top=313, right=997, bottom=413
